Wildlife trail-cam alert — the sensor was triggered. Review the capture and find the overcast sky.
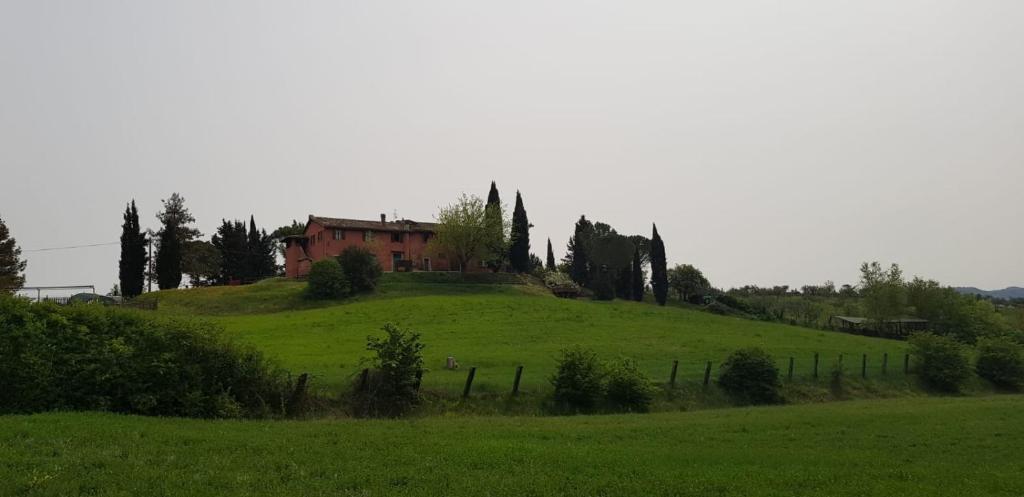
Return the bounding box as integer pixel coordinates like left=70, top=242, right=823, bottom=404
left=2, top=1, right=1022, bottom=294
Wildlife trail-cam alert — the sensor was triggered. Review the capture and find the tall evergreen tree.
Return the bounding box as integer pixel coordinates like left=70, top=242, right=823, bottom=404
left=0, top=214, right=27, bottom=292
left=213, top=219, right=248, bottom=283
left=509, top=191, right=531, bottom=273
left=155, top=219, right=182, bottom=289
left=631, top=246, right=644, bottom=301
left=564, top=215, right=594, bottom=286
left=545, top=238, right=556, bottom=270
left=246, top=215, right=277, bottom=280
left=118, top=201, right=147, bottom=298
left=484, top=181, right=505, bottom=272
left=154, top=193, right=199, bottom=290
left=649, top=224, right=668, bottom=306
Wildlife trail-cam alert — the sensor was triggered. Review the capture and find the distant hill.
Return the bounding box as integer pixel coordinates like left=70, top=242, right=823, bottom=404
left=954, top=286, right=1024, bottom=300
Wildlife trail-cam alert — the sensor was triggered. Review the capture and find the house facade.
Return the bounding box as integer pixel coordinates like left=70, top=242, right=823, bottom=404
left=283, top=214, right=468, bottom=278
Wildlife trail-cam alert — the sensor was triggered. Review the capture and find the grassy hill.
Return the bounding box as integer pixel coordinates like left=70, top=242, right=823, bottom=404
left=2, top=395, right=1022, bottom=496
left=145, top=274, right=911, bottom=399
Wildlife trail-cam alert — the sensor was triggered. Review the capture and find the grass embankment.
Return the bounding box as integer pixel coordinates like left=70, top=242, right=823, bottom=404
left=146, top=275, right=911, bottom=401
left=2, top=396, right=1022, bottom=496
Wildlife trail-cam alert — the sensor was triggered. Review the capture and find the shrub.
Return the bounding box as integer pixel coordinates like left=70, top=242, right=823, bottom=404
left=604, top=359, right=655, bottom=412
left=717, top=348, right=783, bottom=404
left=543, top=271, right=578, bottom=289
left=0, top=295, right=290, bottom=418
left=975, top=337, right=1024, bottom=390
left=338, top=246, right=383, bottom=293
left=551, top=346, right=605, bottom=412
left=349, top=323, right=425, bottom=417
left=307, top=259, right=348, bottom=299
left=909, top=332, right=971, bottom=393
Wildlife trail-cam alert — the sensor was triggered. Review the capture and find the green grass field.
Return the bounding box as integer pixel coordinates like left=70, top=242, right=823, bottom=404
left=145, top=275, right=910, bottom=396
left=3, top=396, right=1022, bottom=496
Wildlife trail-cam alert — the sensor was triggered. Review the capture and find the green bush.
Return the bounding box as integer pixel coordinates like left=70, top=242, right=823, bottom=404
left=0, top=295, right=290, bottom=418
left=975, top=337, right=1024, bottom=390
left=349, top=323, right=425, bottom=417
left=604, top=359, right=655, bottom=412
left=306, top=259, right=349, bottom=299
left=337, top=246, right=383, bottom=293
left=717, top=348, right=783, bottom=404
left=551, top=346, right=605, bottom=412
left=909, top=332, right=971, bottom=393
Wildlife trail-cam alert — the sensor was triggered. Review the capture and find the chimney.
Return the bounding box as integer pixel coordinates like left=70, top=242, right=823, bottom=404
left=380, top=213, right=386, bottom=224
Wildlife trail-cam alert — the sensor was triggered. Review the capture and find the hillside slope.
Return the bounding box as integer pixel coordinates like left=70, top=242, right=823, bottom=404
left=148, top=275, right=909, bottom=394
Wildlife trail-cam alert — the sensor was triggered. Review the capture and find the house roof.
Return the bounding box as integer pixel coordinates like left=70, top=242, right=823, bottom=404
left=307, top=215, right=438, bottom=233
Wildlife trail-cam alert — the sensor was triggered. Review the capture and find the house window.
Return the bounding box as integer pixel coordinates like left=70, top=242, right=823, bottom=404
left=423, top=258, right=431, bottom=271
left=391, top=232, right=403, bottom=243
left=364, top=231, right=374, bottom=242
left=333, top=229, right=345, bottom=240
left=423, top=233, right=431, bottom=243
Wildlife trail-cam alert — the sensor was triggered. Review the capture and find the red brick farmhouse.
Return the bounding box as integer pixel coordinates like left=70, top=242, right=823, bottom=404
left=283, top=214, right=474, bottom=278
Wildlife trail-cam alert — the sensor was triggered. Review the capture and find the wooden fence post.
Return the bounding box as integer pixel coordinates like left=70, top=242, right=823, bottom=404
left=787, top=357, right=794, bottom=381
left=813, top=353, right=819, bottom=379
left=703, top=361, right=712, bottom=387
left=286, top=373, right=309, bottom=417
left=359, top=368, right=369, bottom=392
left=861, top=353, right=867, bottom=379
left=463, top=367, right=477, bottom=398
left=669, top=360, right=679, bottom=388
left=882, top=353, right=888, bottom=375
left=512, top=365, right=523, bottom=395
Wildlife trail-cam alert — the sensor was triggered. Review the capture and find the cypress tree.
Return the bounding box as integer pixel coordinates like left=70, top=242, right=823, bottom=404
left=484, top=181, right=505, bottom=272
left=118, top=200, right=147, bottom=298
left=631, top=246, right=643, bottom=301
left=486, top=180, right=501, bottom=206
left=155, top=220, right=182, bottom=289
left=0, top=214, right=27, bottom=292
left=649, top=224, right=668, bottom=306
left=245, top=215, right=277, bottom=280
left=565, top=215, right=594, bottom=287
left=509, top=190, right=531, bottom=273
left=546, top=238, right=556, bottom=270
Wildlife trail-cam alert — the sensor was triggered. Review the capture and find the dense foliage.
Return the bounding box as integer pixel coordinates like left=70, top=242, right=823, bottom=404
left=430, top=194, right=502, bottom=272
left=546, top=238, right=556, bottom=271
left=908, top=332, right=971, bottom=393
left=211, top=217, right=277, bottom=284
left=551, top=346, right=606, bottom=412
left=668, top=264, right=710, bottom=303
left=604, top=359, right=655, bottom=412
left=0, top=295, right=291, bottom=418
left=118, top=201, right=147, bottom=298
left=337, top=245, right=383, bottom=293
left=975, top=337, right=1024, bottom=390
left=350, top=323, right=425, bottom=417
left=306, top=259, right=349, bottom=299
left=717, top=348, right=783, bottom=404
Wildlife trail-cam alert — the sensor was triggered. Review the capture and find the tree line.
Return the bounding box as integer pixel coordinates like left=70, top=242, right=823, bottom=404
left=428, top=182, right=672, bottom=305
left=116, top=193, right=284, bottom=298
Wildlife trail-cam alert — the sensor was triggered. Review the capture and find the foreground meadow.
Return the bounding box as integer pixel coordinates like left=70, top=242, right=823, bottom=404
left=145, top=276, right=910, bottom=395
left=2, top=396, right=1022, bottom=496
